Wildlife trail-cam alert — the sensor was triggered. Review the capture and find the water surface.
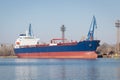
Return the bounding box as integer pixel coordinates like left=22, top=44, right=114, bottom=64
left=0, top=58, right=120, bottom=80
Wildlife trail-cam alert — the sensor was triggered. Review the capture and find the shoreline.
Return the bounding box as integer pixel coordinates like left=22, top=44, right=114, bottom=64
left=0, top=56, right=18, bottom=58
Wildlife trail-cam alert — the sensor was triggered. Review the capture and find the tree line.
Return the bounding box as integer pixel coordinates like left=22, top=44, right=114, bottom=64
left=0, top=44, right=15, bottom=56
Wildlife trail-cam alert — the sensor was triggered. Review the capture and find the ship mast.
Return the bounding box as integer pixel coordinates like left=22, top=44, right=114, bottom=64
left=61, top=25, right=66, bottom=43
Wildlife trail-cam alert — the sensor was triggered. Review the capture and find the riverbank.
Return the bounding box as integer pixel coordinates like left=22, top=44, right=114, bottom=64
left=0, top=44, right=15, bottom=56
left=0, top=56, right=18, bottom=58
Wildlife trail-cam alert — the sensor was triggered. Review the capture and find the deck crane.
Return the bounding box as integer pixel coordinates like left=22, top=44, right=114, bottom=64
left=87, top=16, right=97, bottom=41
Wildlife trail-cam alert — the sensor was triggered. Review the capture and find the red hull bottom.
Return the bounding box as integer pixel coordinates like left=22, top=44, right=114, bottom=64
left=16, top=51, right=97, bottom=59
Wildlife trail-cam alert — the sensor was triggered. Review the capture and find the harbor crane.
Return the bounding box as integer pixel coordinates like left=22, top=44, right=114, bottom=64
left=87, top=16, right=97, bottom=41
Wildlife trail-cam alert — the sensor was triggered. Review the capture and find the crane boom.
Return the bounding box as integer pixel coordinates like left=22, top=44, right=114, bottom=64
left=87, top=16, right=97, bottom=40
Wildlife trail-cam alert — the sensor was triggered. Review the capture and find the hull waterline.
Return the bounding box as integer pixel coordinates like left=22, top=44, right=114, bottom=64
left=16, top=51, right=97, bottom=59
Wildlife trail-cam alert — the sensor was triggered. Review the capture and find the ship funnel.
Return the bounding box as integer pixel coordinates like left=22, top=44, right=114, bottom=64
left=28, top=24, right=32, bottom=36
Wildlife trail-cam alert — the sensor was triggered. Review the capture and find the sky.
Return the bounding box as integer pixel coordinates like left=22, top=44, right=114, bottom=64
left=0, top=0, right=120, bottom=44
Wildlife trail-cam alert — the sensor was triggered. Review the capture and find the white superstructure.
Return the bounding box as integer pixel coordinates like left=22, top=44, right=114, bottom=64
left=15, top=24, right=40, bottom=48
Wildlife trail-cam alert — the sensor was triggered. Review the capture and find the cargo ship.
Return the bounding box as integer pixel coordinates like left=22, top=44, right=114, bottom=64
left=14, top=16, right=100, bottom=59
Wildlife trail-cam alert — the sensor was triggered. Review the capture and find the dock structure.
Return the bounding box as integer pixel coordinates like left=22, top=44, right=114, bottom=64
left=115, top=20, right=120, bottom=54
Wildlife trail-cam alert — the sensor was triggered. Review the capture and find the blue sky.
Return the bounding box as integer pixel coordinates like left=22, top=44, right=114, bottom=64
left=0, top=0, right=120, bottom=44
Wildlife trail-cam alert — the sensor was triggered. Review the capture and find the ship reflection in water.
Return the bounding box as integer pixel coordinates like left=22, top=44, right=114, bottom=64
left=0, top=58, right=120, bottom=80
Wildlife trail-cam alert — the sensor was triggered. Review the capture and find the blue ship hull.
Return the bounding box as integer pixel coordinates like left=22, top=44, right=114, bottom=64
left=14, top=40, right=100, bottom=59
